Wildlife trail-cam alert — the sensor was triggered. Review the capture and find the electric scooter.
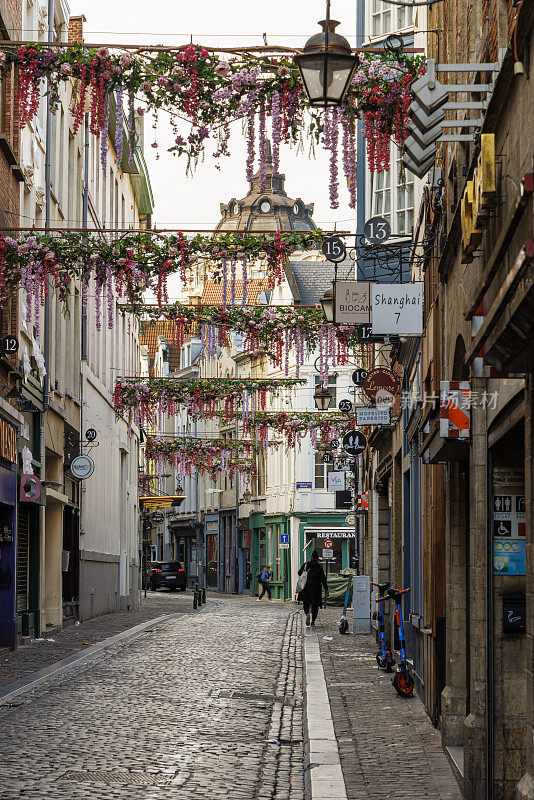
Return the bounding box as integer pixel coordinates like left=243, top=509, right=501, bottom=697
left=371, top=581, right=395, bottom=671
left=386, top=586, right=414, bottom=697
left=338, top=577, right=352, bottom=634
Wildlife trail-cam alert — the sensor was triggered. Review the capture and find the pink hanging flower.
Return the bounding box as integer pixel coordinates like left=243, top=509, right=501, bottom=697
left=215, top=62, right=231, bottom=78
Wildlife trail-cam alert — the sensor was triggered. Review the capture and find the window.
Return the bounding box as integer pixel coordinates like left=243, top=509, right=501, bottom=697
left=371, top=169, right=391, bottom=224
left=396, top=161, right=414, bottom=236
left=314, top=375, right=337, bottom=409
left=314, top=450, right=333, bottom=489
left=369, top=149, right=413, bottom=237
left=370, top=0, right=412, bottom=38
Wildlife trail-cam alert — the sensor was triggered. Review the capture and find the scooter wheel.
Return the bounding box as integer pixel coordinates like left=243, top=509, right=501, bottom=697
left=393, top=670, right=414, bottom=697
left=339, top=619, right=349, bottom=635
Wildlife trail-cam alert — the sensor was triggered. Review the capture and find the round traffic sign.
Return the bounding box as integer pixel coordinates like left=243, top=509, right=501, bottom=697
left=321, top=235, right=346, bottom=263
left=363, top=215, right=391, bottom=245
left=70, top=455, right=94, bottom=479
left=85, top=428, right=97, bottom=441
left=352, top=369, right=368, bottom=386
left=322, top=452, right=333, bottom=464
left=330, top=438, right=339, bottom=450
left=338, top=399, right=353, bottom=414
left=342, top=430, right=367, bottom=456
left=323, top=539, right=334, bottom=549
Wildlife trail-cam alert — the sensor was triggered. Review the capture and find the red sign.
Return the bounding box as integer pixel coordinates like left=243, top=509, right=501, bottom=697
left=323, top=539, right=334, bottom=549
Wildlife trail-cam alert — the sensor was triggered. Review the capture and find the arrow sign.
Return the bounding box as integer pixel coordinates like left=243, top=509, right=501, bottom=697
left=342, top=430, right=367, bottom=456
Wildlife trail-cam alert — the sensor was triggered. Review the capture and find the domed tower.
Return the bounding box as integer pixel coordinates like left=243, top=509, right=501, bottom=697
left=216, top=142, right=316, bottom=232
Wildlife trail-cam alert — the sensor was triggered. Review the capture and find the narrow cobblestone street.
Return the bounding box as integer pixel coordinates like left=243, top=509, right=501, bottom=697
left=0, top=596, right=464, bottom=800
left=0, top=597, right=304, bottom=800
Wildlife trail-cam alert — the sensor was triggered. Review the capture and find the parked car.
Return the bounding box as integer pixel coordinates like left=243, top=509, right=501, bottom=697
left=149, top=561, right=186, bottom=592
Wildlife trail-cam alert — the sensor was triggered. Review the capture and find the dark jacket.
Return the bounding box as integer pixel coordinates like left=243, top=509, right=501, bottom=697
left=297, top=560, right=328, bottom=607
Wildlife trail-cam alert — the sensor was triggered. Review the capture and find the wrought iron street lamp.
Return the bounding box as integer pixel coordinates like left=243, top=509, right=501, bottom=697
left=294, top=0, right=358, bottom=108
left=314, top=384, right=333, bottom=411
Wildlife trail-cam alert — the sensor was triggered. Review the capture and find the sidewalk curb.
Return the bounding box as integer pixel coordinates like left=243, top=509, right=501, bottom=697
left=0, top=601, right=218, bottom=706
left=303, top=624, right=348, bottom=800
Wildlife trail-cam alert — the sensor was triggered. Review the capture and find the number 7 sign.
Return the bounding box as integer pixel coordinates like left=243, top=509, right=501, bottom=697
left=371, top=283, right=424, bottom=335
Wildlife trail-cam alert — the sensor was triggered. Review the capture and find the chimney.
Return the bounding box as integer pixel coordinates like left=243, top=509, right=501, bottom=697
left=68, top=15, right=85, bottom=44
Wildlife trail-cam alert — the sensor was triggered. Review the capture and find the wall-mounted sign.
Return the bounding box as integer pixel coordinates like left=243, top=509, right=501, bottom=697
left=85, top=428, right=97, bottom=441
left=70, top=455, right=95, bottom=480
left=494, top=539, right=526, bottom=575
left=502, top=595, right=526, bottom=634
left=327, top=471, right=346, bottom=492
left=0, top=418, right=17, bottom=463
left=338, top=399, right=353, bottom=414
left=279, top=532, right=290, bottom=549
left=296, top=481, right=312, bottom=490
left=371, top=283, right=424, bottom=335
left=304, top=527, right=356, bottom=538
left=330, top=439, right=339, bottom=449
left=440, top=381, right=471, bottom=439
left=352, top=369, right=368, bottom=385
left=345, top=514, right=355, bottom=526
left=356, top=407, right=390, bottom=426
left=20, top=474, right=41, bottom=502
left=334, top=281, right=371, bottom=325
left=322, top=452, right=333, bottom=464
left=0, top=336, right=19, bottom=354
left=0, top=523, right=13, bottom=542
left=151, top=512, right=164, bottom=524
left=461, top=134, right=495, bottom=263
left=322, top=548, right=334, bottom=559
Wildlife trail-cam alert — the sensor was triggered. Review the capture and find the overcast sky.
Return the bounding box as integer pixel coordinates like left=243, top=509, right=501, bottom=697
left=69, top=0, right=358, bottom=233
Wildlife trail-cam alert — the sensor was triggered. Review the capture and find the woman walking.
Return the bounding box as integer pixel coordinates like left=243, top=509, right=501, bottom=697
left=297, top=550, right=329, bottom=626
left=257, top=565, right=273, bottom=601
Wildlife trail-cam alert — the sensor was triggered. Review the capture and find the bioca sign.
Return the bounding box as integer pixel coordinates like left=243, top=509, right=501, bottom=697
left=334, top=281, right=371, bottom=325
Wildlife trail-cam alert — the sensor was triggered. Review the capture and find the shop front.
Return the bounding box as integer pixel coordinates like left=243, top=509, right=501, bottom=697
left=0, top=416, right=19, bottom=648
left=296, top=514, right=357, bottom=586
left=204, top=514, right=219, bottom=589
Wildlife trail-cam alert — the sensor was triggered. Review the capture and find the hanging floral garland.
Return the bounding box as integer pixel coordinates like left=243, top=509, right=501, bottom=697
left=133, top=303, right=361, bottom=378
left=1, top=43, right=424, bottom=199
left=222, top=410, right=357, bottom=449
left=113, top=376, right=305, bottom=426
left=0, top=229, right=323, bottom=332
left=144, top=435, right=267, bottom=482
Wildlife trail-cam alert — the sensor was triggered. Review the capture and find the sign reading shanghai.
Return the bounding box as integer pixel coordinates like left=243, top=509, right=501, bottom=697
left=371, top=283, right=424, bottom=335
left=334, top=281, right=371, bottom=325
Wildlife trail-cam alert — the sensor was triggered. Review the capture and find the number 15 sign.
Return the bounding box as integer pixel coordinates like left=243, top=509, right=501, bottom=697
left=371, top=283, right=424, bottom=336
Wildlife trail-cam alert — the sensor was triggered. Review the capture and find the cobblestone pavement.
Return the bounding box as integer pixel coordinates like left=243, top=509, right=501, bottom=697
left=0, top=597, right=305, bottom=800
left=0, top=591, right=195, bottom=690
left=312, top=607, right=462, bottom=800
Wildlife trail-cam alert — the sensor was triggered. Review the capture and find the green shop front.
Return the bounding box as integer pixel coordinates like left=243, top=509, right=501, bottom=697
left=250, top=511, right=357, bottom=599
left=250, top=513, right=291, bottom=600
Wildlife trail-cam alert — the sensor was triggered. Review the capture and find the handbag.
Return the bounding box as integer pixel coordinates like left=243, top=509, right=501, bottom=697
left=295, top=565, right=309, bottom=594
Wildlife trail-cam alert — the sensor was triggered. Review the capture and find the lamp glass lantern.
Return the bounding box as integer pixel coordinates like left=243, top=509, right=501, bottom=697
left=314, top=384, right=333, bottom=411
left=320, top=287, right=334, bottom=323
left=295, top=15, right=358, bottom=108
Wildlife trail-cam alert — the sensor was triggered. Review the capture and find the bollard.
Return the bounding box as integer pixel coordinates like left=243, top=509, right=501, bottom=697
left=193, top=590, right=198, bottom=610
left=202, top=587, right=206, bottom=603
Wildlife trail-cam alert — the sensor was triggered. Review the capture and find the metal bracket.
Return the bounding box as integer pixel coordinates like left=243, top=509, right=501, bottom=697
left=436, top=63, right=500, bottom=72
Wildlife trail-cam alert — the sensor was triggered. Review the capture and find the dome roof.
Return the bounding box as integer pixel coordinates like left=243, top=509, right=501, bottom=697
left=216, top=141, right=316, bottom=233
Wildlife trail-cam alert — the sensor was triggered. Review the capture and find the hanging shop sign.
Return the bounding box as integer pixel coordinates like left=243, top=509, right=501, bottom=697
left=85, top=428, right=98, bottom=442
left=361, top=368, right=400, bottom=405
left=151, top=512, right=165, bottom=524
left=70, top=455, right=95, bottom=480
left=345, top=514, right=356, bottom=526
left=338, top=399, right=353, bottom=414
left=0, top=419, right=17, bottom=463
left=140, top=494, right=186, bottom=510
left=356, top=407, right=390, bottom=426
left=357, top=492, right=369, bottom=511
left=460, top=134, right=496, bottom=263
left=352, top=369, right=368, bottom=386
left=371, top=283, right=424, bottom=335
left=342, top=430, right=367, bottom=456
left=334, top=281, right=371, bottom=326
left=439, top=381, right=470, bottom=439
left=327, top=471, right=346, bottom=492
